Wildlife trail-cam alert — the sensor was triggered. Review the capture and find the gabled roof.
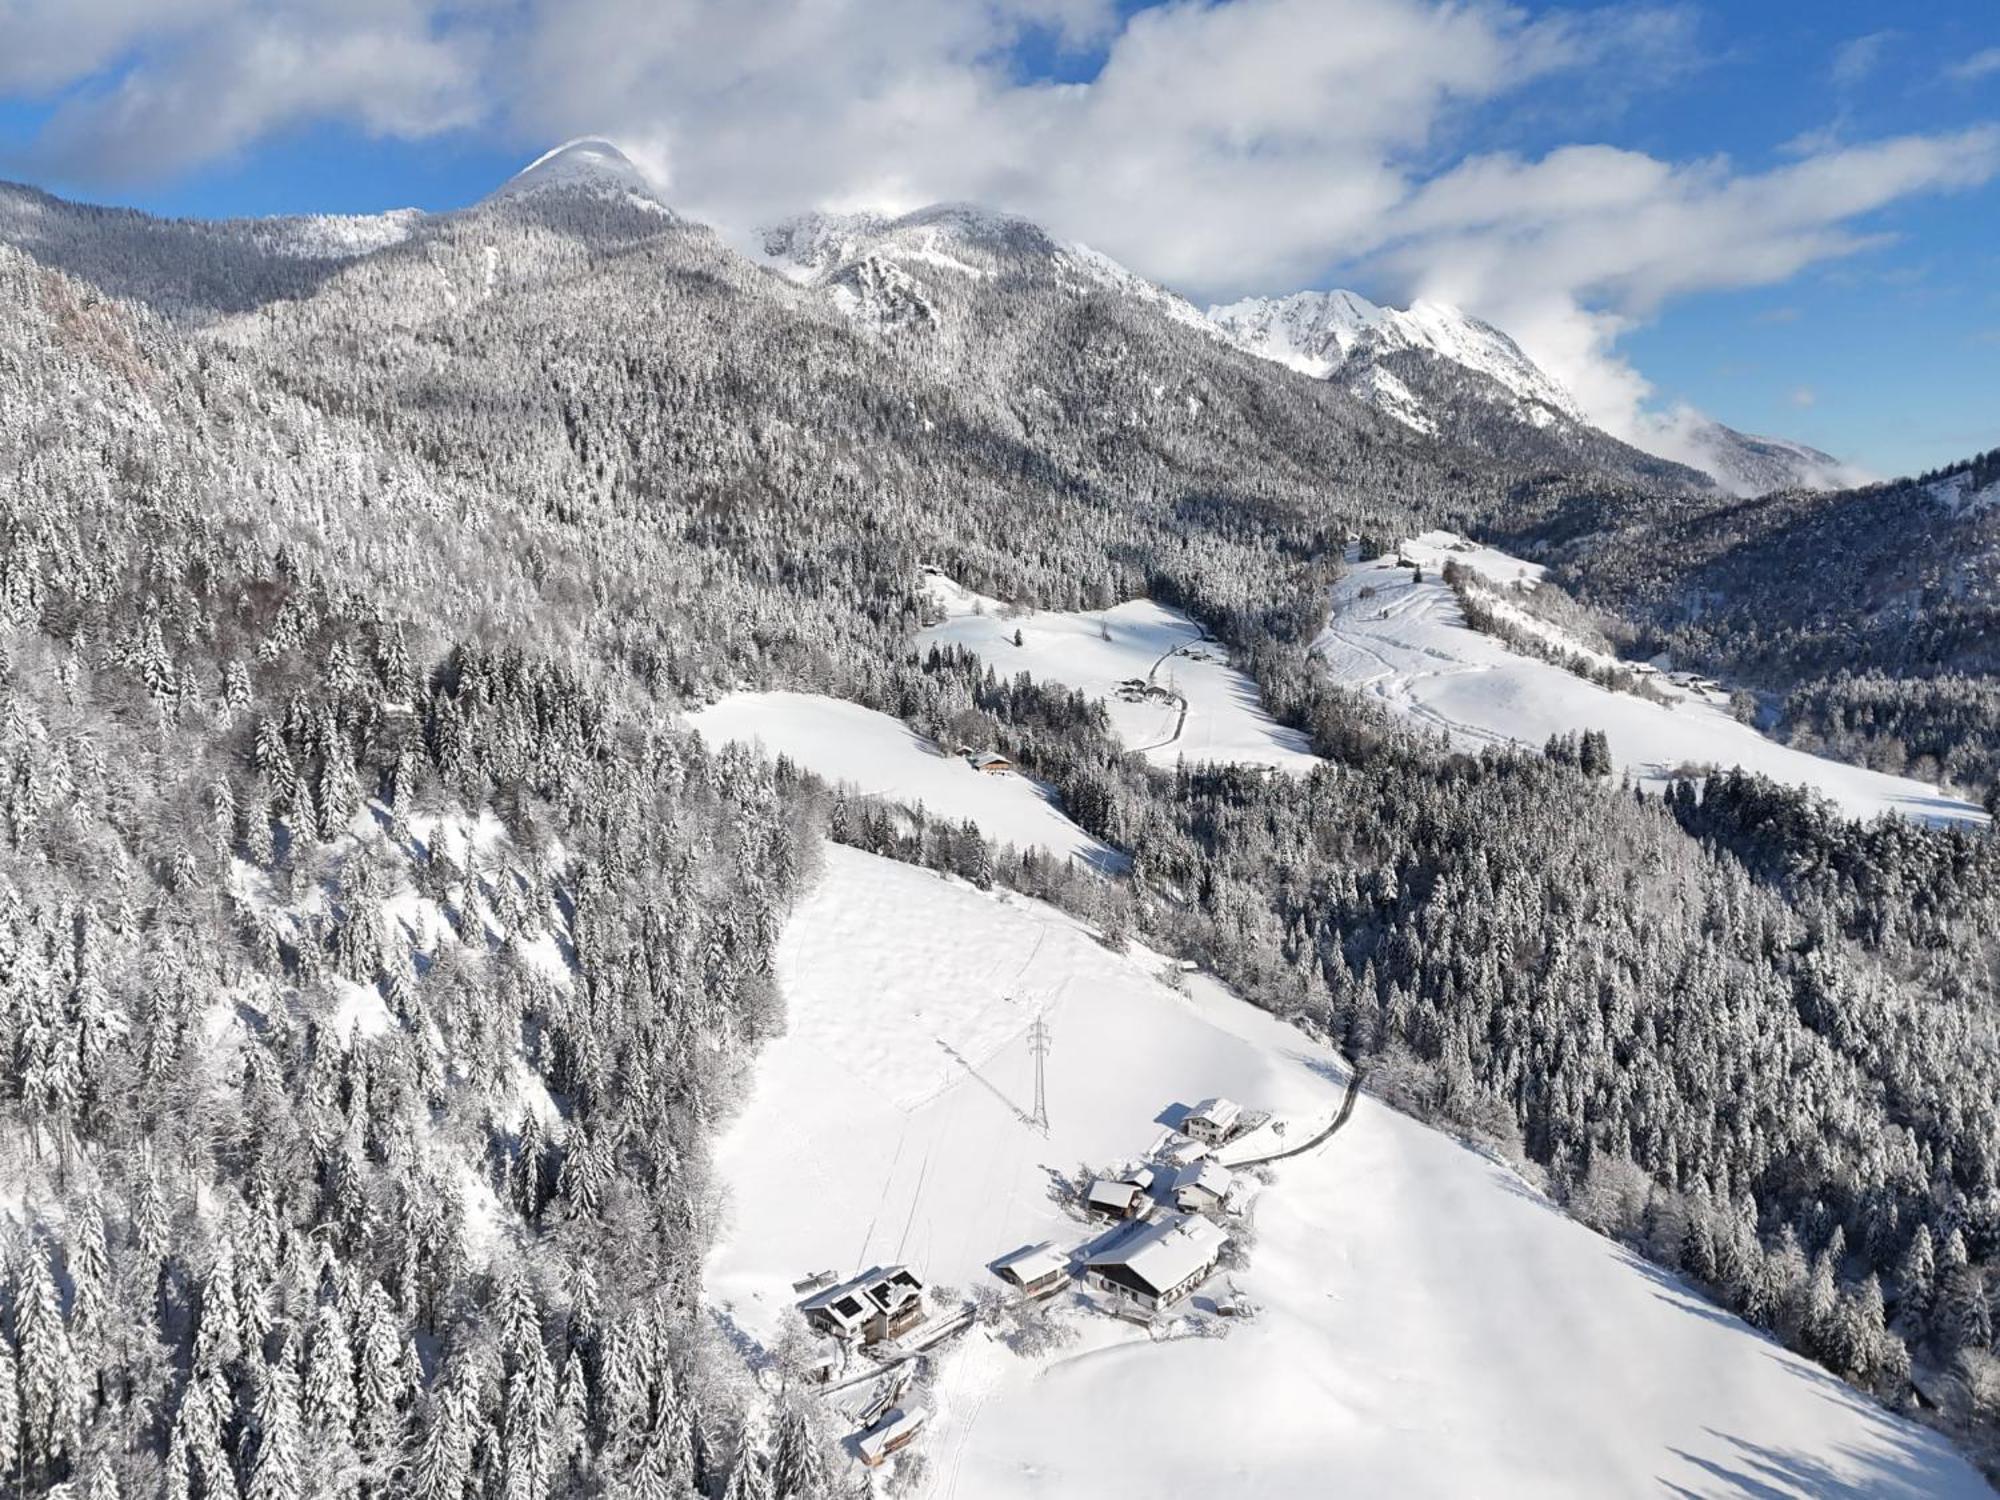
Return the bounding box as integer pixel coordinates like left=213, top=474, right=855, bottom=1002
left=1150, top=1131, right=1210, bottom=1166
left=1085, top=1214, right=1228, bottom=1298
left=991, top=1242, right=1069, bottom=1286
left=971, top=751, right=1012, bottom=768
left=1172, top=1160, right=1232, bottom=1198
left=858, top=1405, right=929, bottom=1462
left=1086, top=1178, right=1143, bottom=1211
left=1188, top=1097, right=1243, bottom=1131
left=799, top=1264, right=923, bottom=1320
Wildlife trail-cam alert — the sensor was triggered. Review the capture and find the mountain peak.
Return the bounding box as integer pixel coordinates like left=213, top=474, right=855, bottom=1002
left=488, top=138, right=668, bottom=211
left=1208, top=288, right=1587, bottom=426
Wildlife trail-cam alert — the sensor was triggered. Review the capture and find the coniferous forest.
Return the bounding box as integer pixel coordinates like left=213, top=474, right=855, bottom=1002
left=1, top=162, right=1998, bottom=1495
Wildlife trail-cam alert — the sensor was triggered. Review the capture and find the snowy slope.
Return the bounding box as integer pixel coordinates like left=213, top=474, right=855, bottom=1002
left=758, top=205, right=1218, bottom=335
left=1680, top=419, right=1865, bottom=497
left=1207, top=291, right=1859, bottom=495
left=486, top=137, right=671, bottom=215
left=1209, top=289, right=1585, bottom=423
left=686, top=691, right=1121, bottom=869
left=917, top=576, right=1318, bottom=772
left=1318, top=535, right=1987, bottom=827
left=707, top=844, right=1988, bottom=1498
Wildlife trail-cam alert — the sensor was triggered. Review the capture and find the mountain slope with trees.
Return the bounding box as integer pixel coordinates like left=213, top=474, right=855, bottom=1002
left=0, top=147, right=1996, bottom=1493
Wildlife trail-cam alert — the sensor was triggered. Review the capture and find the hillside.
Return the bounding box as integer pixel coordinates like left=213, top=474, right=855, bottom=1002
left=916, top=576, right=1319, bottom=773
left=1316, top=534, right=1987, bottom=826
left=708, top=843, right=1990, bottom=1497
left=1208, top=288, right=1843, bottom=497
left=0, top=144, right=1998, bottom=1499
left=1498, top=448, right=2000, bottom=796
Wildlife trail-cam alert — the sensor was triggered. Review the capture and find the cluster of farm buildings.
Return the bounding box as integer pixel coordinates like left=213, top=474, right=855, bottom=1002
left=791, top=1097, right=1263, bottom=1468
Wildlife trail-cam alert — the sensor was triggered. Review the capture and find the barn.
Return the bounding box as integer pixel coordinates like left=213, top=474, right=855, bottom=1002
left=857, top=1405, right=929, bottom=1467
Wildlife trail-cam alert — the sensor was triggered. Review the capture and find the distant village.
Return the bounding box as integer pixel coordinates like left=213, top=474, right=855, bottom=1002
left=788, top=1094, right=1289, bottom=1473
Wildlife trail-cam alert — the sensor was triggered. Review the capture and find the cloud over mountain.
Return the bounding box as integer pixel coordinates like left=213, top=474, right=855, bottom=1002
left=4, top=0, right=1995, bottom=467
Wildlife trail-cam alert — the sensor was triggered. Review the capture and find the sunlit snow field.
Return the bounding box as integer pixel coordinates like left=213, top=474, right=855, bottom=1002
left=1318, top=532, right=1987, bottom=827
left=706, top=845, right=1988, bottom=1498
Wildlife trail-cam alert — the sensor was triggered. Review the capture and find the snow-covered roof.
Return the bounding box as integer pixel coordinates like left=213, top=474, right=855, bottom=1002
left=1173, top=1161, right=1232, bottom=1198
left=858, top=1405, right=929, bottom=1462
left=1087, top=1179, right=1143, bottom=1211
left=1151, top=1131, right=1210, bottom=1167
left=991, top=1242, right=1069, bottom=1287
left=1086, top=1214, right=1227, bottom=1298
left=799, top=1265, right=923, bottom=1322
left=1115, top=1164, right=1157, bottom=1191
left=1188, top=1097, right=1243, bottom=1131
left=971, top=751, right=1012, bottom=768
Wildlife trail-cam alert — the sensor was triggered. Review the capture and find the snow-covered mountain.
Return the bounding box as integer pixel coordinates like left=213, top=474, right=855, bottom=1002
left=3, top=140, right=2000, bottom=1500
left=1207, top=288, right=1858, bottom=497
left=759, top=203, right=1217, bottom=336
left=1674, top=419, right=1864, bottom=497
left=486, top=136, right=671, bottom=214
left=1209, top=290, right=1586, bottom=429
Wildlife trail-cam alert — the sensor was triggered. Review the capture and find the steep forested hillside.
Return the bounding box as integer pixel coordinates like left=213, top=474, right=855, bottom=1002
left=1491, top=452, right=2000, bottom=797
left=1, top=157, right=1998, bottom=1497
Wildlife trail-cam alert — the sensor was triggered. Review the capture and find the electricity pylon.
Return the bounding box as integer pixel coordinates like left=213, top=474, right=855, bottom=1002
left=1027, top=1012, right=1052, bottom=1134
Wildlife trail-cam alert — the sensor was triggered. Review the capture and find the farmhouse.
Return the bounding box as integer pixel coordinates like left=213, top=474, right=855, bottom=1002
left=1181, top=1097, right=1245, bottom=1146
left=798, top=1265, right=928, bottom=1345
left=1171, top=1159, right=1233, bottom=1214
left=857, top=1405, right=929, bottom=1468
left=1085, top=1178, right=1149, bottom=1220
left=1083, top=1214, right=1229, bottom=1314
left=969, top=751, right=1013, bottom=774
left=990, top=1242, right=1071, bottom=1300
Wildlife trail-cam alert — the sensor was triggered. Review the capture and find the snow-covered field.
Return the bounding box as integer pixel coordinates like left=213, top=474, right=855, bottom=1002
left=918, top=576, right=1319, bottom=772
left=707, top=844, right=1987, bottom=1497
left=687, top=690, right=1122, bottom=869
left=1319, top=534, right=1987, bottom=827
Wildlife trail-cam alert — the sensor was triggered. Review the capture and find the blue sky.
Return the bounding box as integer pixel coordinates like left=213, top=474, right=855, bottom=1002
left=1589, top=3, right=2000, bottom=475
left=0, top=0, right=1993, bottom=479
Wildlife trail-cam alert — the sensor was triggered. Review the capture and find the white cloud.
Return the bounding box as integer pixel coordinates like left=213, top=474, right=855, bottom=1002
left=1344, top=129, right=1999, bottom=447
left=14, top=0, right=490, bottom=181
left=1831, top=31, right=1895, bottom=88
left=5, top=0, right=1996, bottom=472
left=1949, top=47, right=2000, bottom=83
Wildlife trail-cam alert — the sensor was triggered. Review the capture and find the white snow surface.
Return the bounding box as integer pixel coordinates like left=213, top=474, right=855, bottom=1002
left=488, top=137, right=670, bottom=214
left=1929, top=469, right=2000, bottom=516
left=1319, top=534, right=1986, bottom=827
left=233, top=208, right=423, bottom=259
left=687, top=691, right=1120, bottom=869
left=757, top=205, right=1220, bottom=337
left=707, top=844, right=1987, bottom=1498
left=1208, top=289, right=1587, bottom=423
left=918, top=576, right=1318, bottom=773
